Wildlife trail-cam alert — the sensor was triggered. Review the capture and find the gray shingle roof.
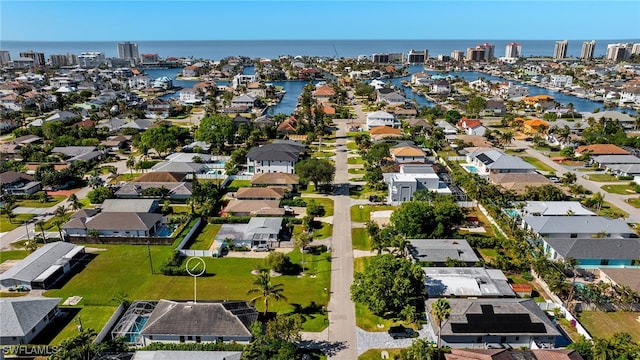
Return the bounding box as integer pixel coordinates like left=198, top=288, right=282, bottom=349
left=100, top=199, right=158, bottom=213
left=522, top=201, right=595, bottom=216
left=524, top=216, right=634, bottom=236
left=544, top=237, right=640, bottom=260
left=63, top=212, right=162, bottom=231
left=0, top=297, right=61, bottom=337
left=408, top=239, right=478, bottom=264
left=247, top=143, right=305, bottom=162
left=0, top=242, right=79, bottom=284
left=140, top=300, right=256, bottom=338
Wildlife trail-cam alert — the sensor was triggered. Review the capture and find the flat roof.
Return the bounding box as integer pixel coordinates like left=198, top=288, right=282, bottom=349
left=423, top=267, right=515, bottom=297
left=409, top=239, right=479, bottom=264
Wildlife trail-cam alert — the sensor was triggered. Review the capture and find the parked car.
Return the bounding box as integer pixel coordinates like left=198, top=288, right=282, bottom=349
left=284, top=205, right=295, bottom=215
left=388, top=326, right=415, bottom=339
left=549, top=176, right=561, bottom=183
left=251, top=244, right=270, bottom=252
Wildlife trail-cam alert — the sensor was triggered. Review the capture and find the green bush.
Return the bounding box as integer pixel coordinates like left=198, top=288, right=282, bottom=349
left=280, top=198, right=307, bottom=207
left=208, top=216, right=251, bottom=224
left=521, top=272, right=534, bottom=281
left=159, top=250, right=188, bottom=276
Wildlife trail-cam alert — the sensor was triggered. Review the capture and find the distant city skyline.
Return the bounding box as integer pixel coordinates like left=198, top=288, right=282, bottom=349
left=1, top=1, right=639, bottom=42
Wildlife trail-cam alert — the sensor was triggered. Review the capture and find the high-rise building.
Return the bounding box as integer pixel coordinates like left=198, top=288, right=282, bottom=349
left=19, top=50, right=45, bottom=66
left=118, top=41, right=139, bottom=60
left=450, top=50, right=464, bottom=61
left=479, top=43, right=495, bottom=60
left=606, top=43, right=633, bottom=62
left=553, top=40, right=568, bottom=59
left=504, top=42, right=521, bottom=59
left=78, top=51, right=106, bottom=68
left=632, top=43, right=640, bottom=56
left=407, top=49, right=428, bottom=64
left=466, top=47, right=485, bottom=62
left=0, top=51, right=10, bottom=65
left=49, top=53, right=78, bottom=67
left=372, top=53, right=404, bottom=64
left=580, top=40, right=596, bottom=60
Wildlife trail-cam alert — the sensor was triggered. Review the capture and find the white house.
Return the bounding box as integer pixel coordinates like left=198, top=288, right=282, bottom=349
left=620, top=87, right=640, bottom=105
left=384, top=164, right=451, bottom=204
left=232, top=74, right=258, bottom=88
left=366, top=110, right=400, bottom=130
left=1, top=298, right=62, bottom=344
left=465, top=147, right=536, bottom=176
left=549, top=75, right=573, bottom=88
left=231, top=94, right=257, bottom=109
left=179, top=88, right=200, bottom=104
left=246, top=141, right=305, bottom=174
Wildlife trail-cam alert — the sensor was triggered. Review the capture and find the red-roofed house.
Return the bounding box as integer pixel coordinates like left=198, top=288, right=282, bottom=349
left=457, top=118, right=486, bottom=136
left=575, top=144, right=630, bottom=156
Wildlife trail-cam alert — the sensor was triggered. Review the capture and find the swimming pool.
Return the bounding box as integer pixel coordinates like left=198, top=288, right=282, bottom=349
left=463, top=165, right=479, bottom=173
left=156, top=226, right=175, bottom=237
left=503, top=209, right=520, bottom=218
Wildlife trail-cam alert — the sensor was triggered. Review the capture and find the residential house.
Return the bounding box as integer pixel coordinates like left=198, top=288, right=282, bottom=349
left=179, top=88, right=200, bottom=104
left=276, top=116, right=298, bottom=134
left=0, top=297, right=62, bottom=345
left=132, top=351, right=242, bottom=360
left=423, top=267, right=515, bottom=298
left=457, top=118, right=487, bottom=136
left=384, top=164, right=452, bottom=204
left=619, top=87, right=640, bottom=105
left=100, top=199, right=159, bottom=213
left=541, top=236, right=640, bottom=268
left=599, top=268, right=640, bottom=295
left=246, top=142, right=305, bottom=174
left=390, top=141, right=427, bottom=163
left=146, top=99, right=171, bottom=118
left=251, top=172, right=299, bottom=190
left=591, top=155, right=640, bottom=170
left=377, top=90, right=407, bottom=106
left=484, top=100, right=507, bottom=115
left=223, top=200, right=284, bottom=217
left=488, top=173, right=552, bottom=195
left=62, top=211, right=164, bottom=238
left=235, top=187, right=286, bottom=201
left=408, top=239, right=479, bottom=266
left=131, top=300, right=257, bottom=346
left=134, top=172, right=187, bottom=183
left=0, top=242, right=85, bottom=290
left=522, top=119, right=550, bottom=134
left=411, top=72, right=432, bottom=86
left=522, top=215, right=636, bottom=239
left=575, top=144, right=629, bottom=157
left=519, top=201, right=595, bottom=217
left=150, top=161, right=208, bottom=174
left=115, top=182, right=193, bottom=200
left=51, top=146, right=103, bottom=163
left=607, top=163, right=640, bottom=177
left=425, top=298, right=561, bottom=349
left=437, top=120, right=459, bottom=135
left=446, top=348, right=584, bottom=360
left=152, top=76, right=172, bottom=90
left=366, top=111, right=400, bottom=130
left=165, top=152, right=214, bottom=163
left=231, top=94, right=258, bottom=109
left=298, top=67, right=322, bottom=80
left=465, top=147, right=536, bottom=176
left=579, top=111, right=637, bottom=129
left=182, top=65, right=200, bottom=77
left=232, top=74, right=257, bottom=88
left=0, top=171, right=41, bottom=195
left=101, top=135, right=130, bottom=151
left=432, top=80, right=451, bottom=94
left=312, top=85, right=335, bottom=102
left=214, top=217, right=285, bottom=248
left=369, top=125, right=402, bottom=140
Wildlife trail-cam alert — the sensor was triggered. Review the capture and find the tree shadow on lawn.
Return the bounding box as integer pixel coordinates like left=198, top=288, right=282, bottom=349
left=30, top=307, right=81, bottom=344
left=298, top=339, right=348, bottom=357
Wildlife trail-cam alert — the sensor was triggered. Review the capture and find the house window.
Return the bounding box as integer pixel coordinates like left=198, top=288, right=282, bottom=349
left=570, top=233, right=578, bottom=238
left=180, top=336, right=185, bottom=343
left=187, top=336, right=192, bottom=341
left=196, top=336, right=201, bottom=343
left=476, top=336, right=482, bottom=343
left=601, top=259, right=609, bottom=266
left=515, top=336, right=520, bottom=341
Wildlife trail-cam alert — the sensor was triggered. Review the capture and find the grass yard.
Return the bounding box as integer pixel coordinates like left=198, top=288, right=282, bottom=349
left=347, top=142, right=359, bottom=151
left=304, top=197, right=334, bottom=217
left=627, top=198, right=640, bottom=208
left=597, top=201, right=628, bottom=219
left=293, top=223, right=333, bottom=240
left=44, top=245, right=331, bottom=338
left=478, top=248, right=498, bottom=262
left=228, top=180, right=251, bottom=188
left=347, top=156, right=365, bottom=165
left=349, top=186, right=386, bottom=200
left=601, top=184, right=638, bottom=195
left=346, top=131, right=363, bottom=138
left=1, top=214, right=35, bottom=232
left=351, top=205, right=396, bottom=223
left=312, top=151, right=335, bottom=158
left=47, top=306, right=117, bottom=345
left=520, top=156, right=555, bottom=172
left=352, top=228, right=370, bottom=250
left=0, top=249, right=30, bottom=261
left=348, top=168, right=365, bottom=174
left=109, top=173, right=141, bottom=184
left=189, top=224, right=221, bottom=250
left=579, top=311, right=640, bottom=341
left=558, top=318, right=582, bottom=343
left=359, top=349, right=403, bottom=360
left=586, top=173, right=621, bottom=182
left=15, top=195, right=66, bottom=208
left=170, top=204, right=191, bottom=214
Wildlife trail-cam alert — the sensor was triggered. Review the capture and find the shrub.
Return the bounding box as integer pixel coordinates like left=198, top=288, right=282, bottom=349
left=159, top=250, right=188, bottom=276
left=280, top=198, right=307, bottom=207
left=208, top=216, right=251, bottom=224
left=521, top=272, right=534, bottom=281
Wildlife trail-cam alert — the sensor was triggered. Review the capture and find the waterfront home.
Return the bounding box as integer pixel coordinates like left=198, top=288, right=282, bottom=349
left=619, top=86, right=640, bottom=105
left=182, top=65, right=200, bottom=77
left=146, top=98, right=171, bottom=118
left=246, top=141, right=305, bottom=174
left=425, top=298, right=560, bottom=349
left=366, top=110, right=400, bottom=130
left=548, top=74, right=573, bottom=88
left=312, top=85, right=335, bottom=101
left=179, top=88, right=200, bottom=104
left=411, top=72, right=432, bottom=86
left=276, top=116, right=298, bottom=134
left=384, top=164, right=451, bottom=204
left=377, top=88, right=407, bottom=106
left=152, top=76, right=172, bottom=90
left=496, top=82, right=529, bottom=99
left=432, top=80, right=451, bottom=94
left=231, top=94, right=258, bottom=109
left=298, top=67, right=322, bottom=80
left=423, top=267, right=515, bottom=298
left=0, top=297, right=62, bottom=344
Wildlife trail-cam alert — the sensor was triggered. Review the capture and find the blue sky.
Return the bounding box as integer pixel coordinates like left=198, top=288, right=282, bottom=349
left=1, top=0, right=639, bottom=41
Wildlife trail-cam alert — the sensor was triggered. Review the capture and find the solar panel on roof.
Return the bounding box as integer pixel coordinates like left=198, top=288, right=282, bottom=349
left=476, top=153, right=494, bottom=165
left=450, top=304, right=547, bottom=333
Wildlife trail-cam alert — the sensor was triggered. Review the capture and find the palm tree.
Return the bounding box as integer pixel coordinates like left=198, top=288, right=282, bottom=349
left=68, top=194, right=83, bottom=211
left=35, top=220, right=47, bottom=243
left=247, top=271, right=287, bottom=316
left=431, top=298, right=451, bottom=358
left=52, top=219, right=65, bottom=241
left=126, top=155, right=136, bottom=176
left=54, top=205, right=68, bottom=219
left=500, top=130, right=514, bottom=148
left=294, top=232, right=312, bottom=271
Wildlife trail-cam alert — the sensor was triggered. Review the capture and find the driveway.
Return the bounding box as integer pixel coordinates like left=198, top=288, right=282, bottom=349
left=356, top=325, right=436, bottom=356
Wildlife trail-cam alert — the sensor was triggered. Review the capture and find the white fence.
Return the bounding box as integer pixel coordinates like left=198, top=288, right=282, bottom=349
left=538, top=301, right=593, bottom=340
left=175, top=217, right=202, bottom=251
left=180, top=249, right=214, bottom=257
left=94, top=302, right=126, bottom=343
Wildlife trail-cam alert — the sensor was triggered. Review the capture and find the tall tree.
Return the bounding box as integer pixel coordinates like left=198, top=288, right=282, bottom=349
left=431, top=298, right=451, bottom=357
left=247, top=271, right=287, bottom=316
left=294, top=232, right=312, bottom=270
left=294, top=158, right=335, bottom=190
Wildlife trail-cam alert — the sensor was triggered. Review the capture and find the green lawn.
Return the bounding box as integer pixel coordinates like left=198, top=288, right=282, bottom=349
left=579, top=311, right=640, bottom=341
left=347, top=156, right=365, bottom=165
left=595, top=201, right=629, bottom=219
left=15, top=195, right=66, bottom=208
left=352, top=228, right=370, bottom=250
left=48, top=306, right=117, bottom=345
left=348, top=168, right=366, bottom=174
left=586, top=173, right=622, bottom=182
left=229, top=180, right=251, bottom=188
left=109, top=173, right=141, bottom=184
left=311, top=151, right=334, bottom=158
left=304, top=197, right=334, bottom=217
left=44, top=244, right=331, bottom=340
left=170, top=205, right=191, bottom=214
left=189, top=224, right=221, bottom=250
left=346, top=142, right=359, bottom=151
left=346, top=132, right=362, bottom=138
left=359, top=349, right=403, bottom=360
left=601, top=184, right=638, bottom=195
left=520, top=156, right=555, bottom=172
left=1, top=214, right=35, bottom=232
left=0, top=249, right=30, bottom=261
left=349, top=186, right=387, bottom=200
left=350, top=205, right=396, bottom=223
left=627, top=198, right=640, bottom=208
left=478, top=248, right=498, bottom=262
left=293, top=223, right=333, bottom=240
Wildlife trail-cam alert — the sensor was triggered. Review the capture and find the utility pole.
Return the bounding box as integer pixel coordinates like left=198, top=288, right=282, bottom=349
left=147, top=241, right=154, bottom=274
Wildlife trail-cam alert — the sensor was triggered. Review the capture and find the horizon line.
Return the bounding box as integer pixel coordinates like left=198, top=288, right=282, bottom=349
left=3, top=38, right=640, bottom=42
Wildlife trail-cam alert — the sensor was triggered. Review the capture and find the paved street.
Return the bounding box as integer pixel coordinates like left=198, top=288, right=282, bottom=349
left=326, top=118, right=357, bottom=359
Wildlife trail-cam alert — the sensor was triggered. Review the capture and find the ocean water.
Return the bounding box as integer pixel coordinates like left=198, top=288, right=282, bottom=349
left=2, top=39, right=638, bottom=60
